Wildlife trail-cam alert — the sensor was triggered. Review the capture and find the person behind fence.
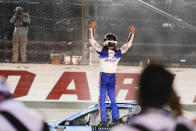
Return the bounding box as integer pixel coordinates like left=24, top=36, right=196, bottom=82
left=10, top=6, right=30, bottom=63
left=0, top=76, right=49, bottom=131
left=89, top=22, right=135, bottom=126
left=111, top=63, right=196, bottom=131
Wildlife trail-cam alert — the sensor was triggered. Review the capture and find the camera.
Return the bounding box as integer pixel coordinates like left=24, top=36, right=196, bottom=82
left=14, top=7, right=23, bottom=16
left=16, top=10, right=23, bottom=16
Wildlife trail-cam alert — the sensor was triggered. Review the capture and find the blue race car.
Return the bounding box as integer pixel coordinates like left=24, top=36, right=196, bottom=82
left=48, top=103, right=141, bottom=131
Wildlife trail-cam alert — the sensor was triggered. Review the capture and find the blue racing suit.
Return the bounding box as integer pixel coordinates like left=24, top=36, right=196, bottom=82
left=89, top=26, right=134, bottom=122
left=98, top=48, right=122, bottom=121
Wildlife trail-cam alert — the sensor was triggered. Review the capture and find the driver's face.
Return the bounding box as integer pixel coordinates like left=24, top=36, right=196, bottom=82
left=108, top=46, right=115, bottom=50
left=108, top=42, right=115, bottom=49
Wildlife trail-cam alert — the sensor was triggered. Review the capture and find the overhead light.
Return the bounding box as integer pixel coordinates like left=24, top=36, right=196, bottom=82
left=180, top=59, right=186, bottom=62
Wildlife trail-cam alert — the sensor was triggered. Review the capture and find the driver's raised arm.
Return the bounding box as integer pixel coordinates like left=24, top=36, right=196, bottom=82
left=120, top=26, right=135, bottom=54
left=89, top=22, right=102, bottom=53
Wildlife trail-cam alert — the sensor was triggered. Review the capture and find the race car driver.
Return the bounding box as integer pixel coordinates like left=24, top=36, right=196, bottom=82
left=89, top=22, right=135, bottom=126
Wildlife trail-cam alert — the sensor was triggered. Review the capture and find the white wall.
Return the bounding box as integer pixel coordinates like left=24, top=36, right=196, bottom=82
left=0, top=63, right=196, bottom=104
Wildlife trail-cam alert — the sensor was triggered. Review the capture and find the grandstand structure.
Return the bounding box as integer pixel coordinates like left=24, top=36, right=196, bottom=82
left=0, top=0, right=196, bottom=67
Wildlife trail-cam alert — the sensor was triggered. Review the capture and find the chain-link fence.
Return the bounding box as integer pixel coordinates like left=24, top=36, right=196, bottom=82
left=0, top=0, right=83, bottom=63
left=1, top=0, right=196, bottom=67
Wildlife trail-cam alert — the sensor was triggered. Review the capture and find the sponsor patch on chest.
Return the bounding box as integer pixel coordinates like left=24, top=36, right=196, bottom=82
left=108, top=50, right=115, bottom=57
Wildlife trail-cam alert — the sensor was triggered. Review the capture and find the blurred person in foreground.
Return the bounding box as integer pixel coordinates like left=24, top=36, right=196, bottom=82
left=111, top=63, right=196, bottom=131
left=0, top=76, right=49, bottom=131
left=10, top=6, right=30, bottom=63
left=89, top=22, right=135, bottom=126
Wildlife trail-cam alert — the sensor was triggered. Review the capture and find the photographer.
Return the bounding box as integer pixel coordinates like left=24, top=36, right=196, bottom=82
left=10, top=7, right=30, bottom=63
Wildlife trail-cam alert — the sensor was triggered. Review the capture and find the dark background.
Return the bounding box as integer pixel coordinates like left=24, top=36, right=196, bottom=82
left=0, top=0, right=196, bottom=67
